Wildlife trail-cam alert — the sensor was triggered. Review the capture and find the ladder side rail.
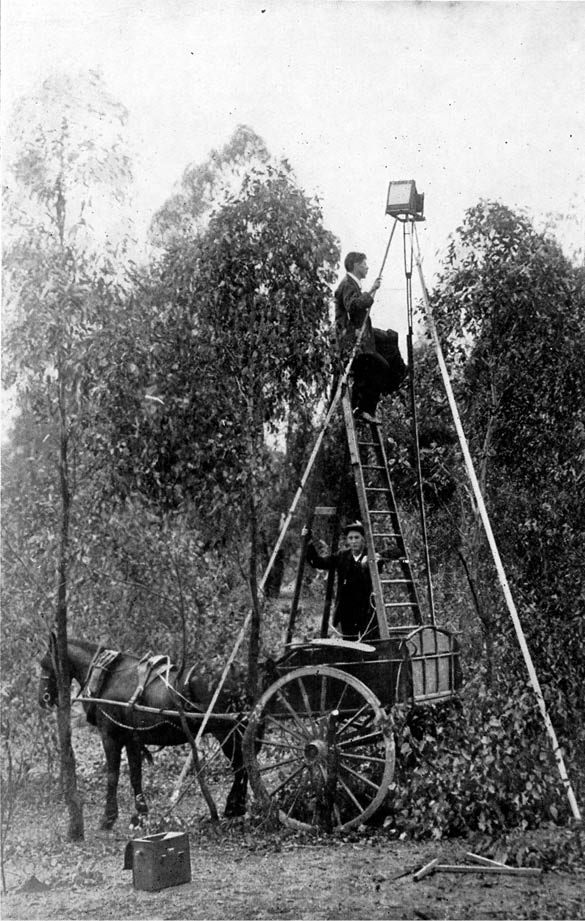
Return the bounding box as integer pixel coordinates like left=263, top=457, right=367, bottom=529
left=353, top=410, right=423, bottom=622
left=370, top=427, right=409, bottom=554
left=342, top=393, right=390, bottom=640
left=372, top=426, right=423, bottom=620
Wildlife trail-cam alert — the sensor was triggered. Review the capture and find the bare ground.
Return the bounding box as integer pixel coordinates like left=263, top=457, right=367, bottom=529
left=2, top=800, right=584, bottom=921
left=3, top=725, right=584, bottom=920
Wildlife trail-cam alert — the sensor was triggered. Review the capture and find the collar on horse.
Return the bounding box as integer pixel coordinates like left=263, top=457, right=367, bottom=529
left=80, top=646, right=121, bottom=700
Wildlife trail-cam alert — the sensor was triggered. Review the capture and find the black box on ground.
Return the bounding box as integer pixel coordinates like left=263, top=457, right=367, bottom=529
left=124, top=831, right=191, bottom=891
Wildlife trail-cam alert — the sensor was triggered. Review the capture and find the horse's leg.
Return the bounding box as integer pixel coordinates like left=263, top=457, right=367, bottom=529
left=215, top=723, right=248, bottom=818
left=100, top=734, right=122, bottom=830
left=126, top=738, right=149, bottom=824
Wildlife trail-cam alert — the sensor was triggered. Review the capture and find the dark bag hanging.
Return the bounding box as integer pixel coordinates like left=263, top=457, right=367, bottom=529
left=373, top=328, right=407, bottom=393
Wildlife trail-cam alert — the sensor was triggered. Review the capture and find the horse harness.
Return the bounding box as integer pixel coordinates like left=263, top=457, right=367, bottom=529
left=79, top=648, right=203, bottom=728
left=78, top=647, right=120, bottom=722
left=127, top=654, right=174, bottom=709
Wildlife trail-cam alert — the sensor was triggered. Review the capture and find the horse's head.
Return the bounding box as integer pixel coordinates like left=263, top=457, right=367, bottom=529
left=38, top=634, right=58, bottom=709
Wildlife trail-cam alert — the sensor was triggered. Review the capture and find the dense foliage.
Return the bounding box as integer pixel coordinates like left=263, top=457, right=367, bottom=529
left=428, top=203, right=585, bottom=700
left=97, top=158, right=338, bottom=532
left=389, top=690, right=572, bottom=840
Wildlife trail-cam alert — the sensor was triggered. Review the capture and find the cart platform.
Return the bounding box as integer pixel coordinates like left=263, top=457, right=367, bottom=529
left=276, top=625, right=461, bottom=708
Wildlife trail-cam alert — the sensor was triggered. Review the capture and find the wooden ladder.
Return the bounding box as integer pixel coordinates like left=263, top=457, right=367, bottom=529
left=341, top=391, right=423, bottom=639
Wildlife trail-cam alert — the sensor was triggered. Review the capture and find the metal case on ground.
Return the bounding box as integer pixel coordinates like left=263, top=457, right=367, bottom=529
left=125, top=831, right=191, bottom=891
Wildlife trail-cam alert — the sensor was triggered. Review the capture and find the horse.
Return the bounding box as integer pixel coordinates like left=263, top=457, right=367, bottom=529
left=38, top=635, right=248, bottom=829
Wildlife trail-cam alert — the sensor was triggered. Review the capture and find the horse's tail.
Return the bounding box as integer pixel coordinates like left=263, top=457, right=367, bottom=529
left=141, top=745, right=153, bottom=766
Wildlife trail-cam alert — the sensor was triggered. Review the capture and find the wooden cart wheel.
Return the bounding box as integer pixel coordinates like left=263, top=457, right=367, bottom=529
left=243, top=665, right=395, bottom=832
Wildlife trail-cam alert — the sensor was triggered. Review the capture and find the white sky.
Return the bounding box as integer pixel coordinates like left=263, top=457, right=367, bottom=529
left=2, top=0, right=584, bottom=337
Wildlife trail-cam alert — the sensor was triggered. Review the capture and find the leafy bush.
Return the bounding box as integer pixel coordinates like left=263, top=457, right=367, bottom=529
left=385, top=680, right=573, bottom=840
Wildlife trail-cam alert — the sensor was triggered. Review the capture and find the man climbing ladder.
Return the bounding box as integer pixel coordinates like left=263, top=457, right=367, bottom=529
left=335, top=251, right=406, bottom=423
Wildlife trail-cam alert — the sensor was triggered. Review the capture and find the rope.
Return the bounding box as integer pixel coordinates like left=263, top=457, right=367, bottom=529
left=358, top=600, right=378, bottom=644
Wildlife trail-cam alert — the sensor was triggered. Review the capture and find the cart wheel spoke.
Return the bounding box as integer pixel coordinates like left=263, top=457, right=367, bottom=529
left=257, top=736, right=306, bottom=754
left=330, top=677, right=353, bottom=714
left=340, top=751, right=388, bottom=765
left=336, top=704, right=372, bottom=738
left=274, top=688, right=312, bottom=733
left=338, top=761, right=381, bottom=793
left=297, top=677, right=318, bottom=729
left=283, top=769, right=313, bottom=819
left=337, top=774, right=367, bottom=812
left=319, top=674, right=328, bottom=712
left=257, top=754, right=304, bottom=776
left=268, top=763, right=308, bottom=800
left=262, top=713, right=308, bottom=747
left=338, top=728, right=384, bottom=749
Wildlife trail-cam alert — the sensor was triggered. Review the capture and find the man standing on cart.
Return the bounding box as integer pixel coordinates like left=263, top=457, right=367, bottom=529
left=302, top=521, right=380, bottom=643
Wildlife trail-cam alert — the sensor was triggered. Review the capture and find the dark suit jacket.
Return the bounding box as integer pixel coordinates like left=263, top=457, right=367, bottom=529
left=306, top=543, right=378, bottom=641
left=334, top=275, right=376, bottom=357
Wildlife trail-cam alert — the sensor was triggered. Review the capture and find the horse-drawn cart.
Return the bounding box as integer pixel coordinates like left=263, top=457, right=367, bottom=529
left=40, top=623, right=460, bottom=833
left=243, top=626, right=460, bottom=831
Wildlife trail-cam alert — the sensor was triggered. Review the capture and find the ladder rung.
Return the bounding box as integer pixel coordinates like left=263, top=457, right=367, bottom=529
left=385, top=602, right=420, bottom=608
left=344, top=394, right=421, bottom=620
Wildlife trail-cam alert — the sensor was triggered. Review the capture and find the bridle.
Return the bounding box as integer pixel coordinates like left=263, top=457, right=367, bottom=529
left=39, top=667, right=57, bottom=707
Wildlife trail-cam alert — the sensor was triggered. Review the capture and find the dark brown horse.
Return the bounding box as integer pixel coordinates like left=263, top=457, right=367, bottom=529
left=38, top=635, right=248, bottom=829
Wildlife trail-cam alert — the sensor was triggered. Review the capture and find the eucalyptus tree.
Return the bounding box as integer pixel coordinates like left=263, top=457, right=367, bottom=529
left=192, top=166, right=339, bottom=686
left=149, top=123, right=272, bottom=247
left=101, top=150, right=339, bottom=691
left=2, top=71, right=133, bottom=839
left=428, top=201, right=585, bottom=702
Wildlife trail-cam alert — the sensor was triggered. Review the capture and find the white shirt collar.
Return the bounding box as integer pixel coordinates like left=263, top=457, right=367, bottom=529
left=347, top=272, right=362, bottom=290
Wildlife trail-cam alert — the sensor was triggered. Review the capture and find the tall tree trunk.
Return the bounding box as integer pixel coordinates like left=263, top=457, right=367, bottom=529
left=245, top=291, right=263, bottom=699
left=55, top=373, right=84, bottom=841
left=247, top=490, right=261, bottom=699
